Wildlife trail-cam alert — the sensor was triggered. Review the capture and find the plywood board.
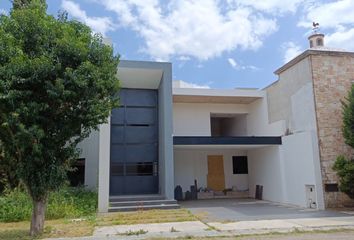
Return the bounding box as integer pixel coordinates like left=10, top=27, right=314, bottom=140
left=207, top=155, right=225, bottom=191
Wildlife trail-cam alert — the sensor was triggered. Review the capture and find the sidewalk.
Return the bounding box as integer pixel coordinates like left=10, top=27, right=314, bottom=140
left=47, top=216, right=354, bottom=240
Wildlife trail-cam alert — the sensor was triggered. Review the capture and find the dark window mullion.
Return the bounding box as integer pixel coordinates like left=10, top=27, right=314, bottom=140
left=123, top=104, right=127, bottom=177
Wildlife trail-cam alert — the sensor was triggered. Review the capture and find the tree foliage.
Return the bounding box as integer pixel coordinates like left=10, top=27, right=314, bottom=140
left=11, top=0, right=46, bottom=10
left=0, top=0, right=119, bottom=235
left=333, top=84, right=354, bottom=199
left=342, top=84, right=354, bottom=149
left=333, top=155, right=354, bottom=198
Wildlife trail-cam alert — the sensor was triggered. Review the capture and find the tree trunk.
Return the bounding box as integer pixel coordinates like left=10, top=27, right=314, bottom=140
left=30, top=198, right=47, bottom=236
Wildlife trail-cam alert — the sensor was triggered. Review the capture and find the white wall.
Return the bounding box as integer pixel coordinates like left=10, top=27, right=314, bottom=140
left=266, top=57, right=313, bottom=129
left=290, top=82, right=317, bottom=133
left=281, top=132, right=319, bottom=207
left=247, top=97, right=285, bottom=136
left=173, top=95, right=285, bottom=137
left=78, top=130, right=99, bottom=189
left=247, top=131, right=324, bottom=208
left=173, top=103, right=248, bottom=136
left=174, top=149, right=248, bottom=192
left=248, top=146, right=285, bottom=202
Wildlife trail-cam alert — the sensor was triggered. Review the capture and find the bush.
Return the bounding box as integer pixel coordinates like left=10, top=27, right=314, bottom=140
left=0, top=186, right=97, bottom=222
left=333, top=155, right=354, bottom=199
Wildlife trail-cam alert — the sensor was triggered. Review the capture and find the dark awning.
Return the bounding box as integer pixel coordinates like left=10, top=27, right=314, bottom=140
left=173, top=136, right=282, bottom=145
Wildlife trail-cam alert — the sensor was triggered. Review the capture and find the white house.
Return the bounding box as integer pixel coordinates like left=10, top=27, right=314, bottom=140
left=77, top=33, right=354, bottom=213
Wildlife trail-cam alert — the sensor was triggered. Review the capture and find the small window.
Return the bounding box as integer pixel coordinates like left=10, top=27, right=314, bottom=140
left=232, top=156, right=248, bottom=174
left=325, top=183, right=338, bottom=192
left=316, top=38, right=323, bottom=46
left=68, top=158, right=85, bottom=187
left=310, top=40, right=313, bottom=48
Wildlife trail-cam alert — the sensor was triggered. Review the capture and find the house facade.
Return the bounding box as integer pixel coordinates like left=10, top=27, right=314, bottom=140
left=78, top=34, right=354, bottom=212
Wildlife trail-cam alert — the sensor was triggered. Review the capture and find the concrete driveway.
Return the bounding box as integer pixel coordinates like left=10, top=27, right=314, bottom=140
left=179, top=198, right=352, bottom=222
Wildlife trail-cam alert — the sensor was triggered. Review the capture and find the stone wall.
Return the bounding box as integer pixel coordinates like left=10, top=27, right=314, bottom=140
left=311, top=53, right=354, bottom=207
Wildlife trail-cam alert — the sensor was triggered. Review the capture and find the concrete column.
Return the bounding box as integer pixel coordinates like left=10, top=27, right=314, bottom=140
left=158, top=64, right=174, bottom=200
left=98, top=117, right=111, bottom=213
left=83, top=130, right=99, bottom=190
left=311, top=131, right=325, bottom=210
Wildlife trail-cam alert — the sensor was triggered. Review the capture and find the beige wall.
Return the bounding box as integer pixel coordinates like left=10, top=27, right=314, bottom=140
left=311, top=54, right=354, bottom=207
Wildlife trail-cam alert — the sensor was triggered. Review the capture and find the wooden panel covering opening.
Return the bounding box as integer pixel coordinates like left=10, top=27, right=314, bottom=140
left=207, top=155, right=225, bottom=191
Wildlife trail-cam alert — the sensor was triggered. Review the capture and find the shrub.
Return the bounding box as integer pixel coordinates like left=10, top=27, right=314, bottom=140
left=0, top=186, right=97, bottom=222
left=333, top=155, right=354, bottom=199
left=0, top=188, right=32, bottom=222
left=334, top=85, right=354, bottom=199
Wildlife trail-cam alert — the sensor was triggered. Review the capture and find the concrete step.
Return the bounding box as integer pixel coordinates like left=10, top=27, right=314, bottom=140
left=110, top=199, right=177, bottom=207
left=108, top=203, right=180, bottom=212
left=109, top=195, right=165, bottom=202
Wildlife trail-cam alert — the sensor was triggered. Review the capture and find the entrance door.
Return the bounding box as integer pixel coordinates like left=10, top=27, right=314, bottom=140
left=207, top=155, right=225, bottom=191
left=110, top=89, right=158, bottom=195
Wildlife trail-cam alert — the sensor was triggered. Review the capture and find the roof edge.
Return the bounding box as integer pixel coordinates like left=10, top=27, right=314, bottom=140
left=274, top=49, right=354, bottom=75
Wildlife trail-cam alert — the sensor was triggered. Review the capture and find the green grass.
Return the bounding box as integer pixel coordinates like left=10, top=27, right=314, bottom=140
left=0, top=186, right=97, bottom=222
left=0, top=208, right=196, bottom=239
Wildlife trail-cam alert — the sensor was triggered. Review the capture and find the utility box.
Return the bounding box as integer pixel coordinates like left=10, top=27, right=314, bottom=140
left=305, top=185, right=317, bottom=208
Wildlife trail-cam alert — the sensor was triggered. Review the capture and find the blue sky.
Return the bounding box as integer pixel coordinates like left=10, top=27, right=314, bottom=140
left=1, top=0, right=354, bottom=89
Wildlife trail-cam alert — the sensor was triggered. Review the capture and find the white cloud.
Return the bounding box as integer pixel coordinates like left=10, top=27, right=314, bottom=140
left=228, top=58, right=238, bottom=68
left=61, top=0, right=115, bottom=36
left=228, top=0, right=306, bottom=14
left=228, top=57, right=259, bottom=71
left=326, top=29, right=354, bottom=51
left=95, top=0, right=278, bottom=61
left=282, top=42, right=303, bottom=63
left=299, top=0, right=354, bottom=29
left=298, top=0, right=354, bottom=51
left=178, top=56, right=191, bottom=61
left=174, top=80, right=210, bottom=89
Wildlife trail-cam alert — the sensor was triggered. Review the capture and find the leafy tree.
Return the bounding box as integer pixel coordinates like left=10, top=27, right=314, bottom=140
left=333, top=156, right=354, bottom=198
left=0, top=0, right=119, bottom=235
left=11, top=0, right=46, bottom=9
left=342, top=84, right=354, bottom=148
left=333, top=84, right=354, bottom=199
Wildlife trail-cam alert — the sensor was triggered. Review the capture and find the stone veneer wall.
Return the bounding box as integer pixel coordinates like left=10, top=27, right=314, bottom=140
left=310, top=53, right=354, bottom=207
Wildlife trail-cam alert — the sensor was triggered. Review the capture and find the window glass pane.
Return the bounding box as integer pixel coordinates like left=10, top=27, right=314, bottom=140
left=126, top=163, right=153, bottom=176
left=232, top=156, right=248, bottom=174
left=111, top=108, right=125, bottom=125
left=124, top=89, right=157, bottom=107
left=126, top=107, right=156, bottom=125
left=125, top=144, right=157, bottom=163
left=111, top=126, right=124, bottom=143
left=111, top=163, right=124, bottom=176
left=125, top=126, right=157, bottom=143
